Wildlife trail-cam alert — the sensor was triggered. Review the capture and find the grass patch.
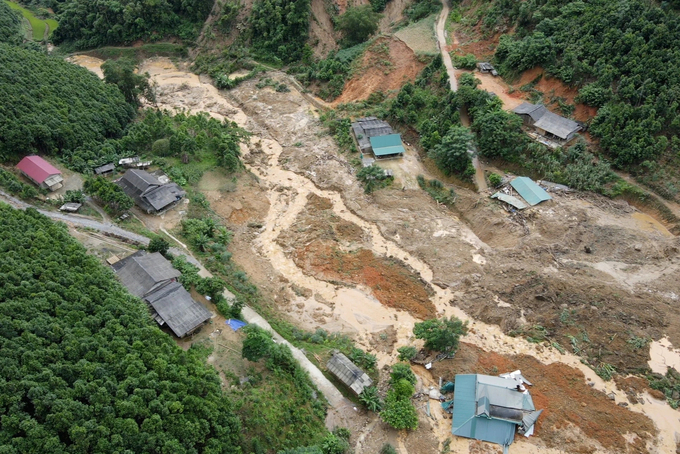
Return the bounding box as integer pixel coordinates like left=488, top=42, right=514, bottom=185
left=5, top=1, right=56, bottom=40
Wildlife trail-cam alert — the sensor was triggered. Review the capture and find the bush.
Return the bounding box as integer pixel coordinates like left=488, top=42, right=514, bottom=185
left=413, top=316, right=468, bottom=353
left=242, top=325, right=274, bottom=362
left=148, top=236, right=170, bottom=255
left=359, top=386, right=383, bottom=412
left=452, top=53, right=477, bottom=70
left=397, top=345, right=417, bottom=361
left=380, top=444, right=397, bottom=454
left=320, top=433, right=348, bottom=454
left=380, top=390, right=418, bottom=430
left=488, top=172, right=503, bottom=187
left=390, top=363, right=416, bottom=385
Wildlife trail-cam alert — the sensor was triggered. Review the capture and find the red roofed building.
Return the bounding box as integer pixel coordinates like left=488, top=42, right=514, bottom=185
left=16, top=156, right=64, bottom=191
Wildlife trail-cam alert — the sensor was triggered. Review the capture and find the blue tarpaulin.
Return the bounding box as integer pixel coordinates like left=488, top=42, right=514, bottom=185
left=226, top=319, right=247, bottom=331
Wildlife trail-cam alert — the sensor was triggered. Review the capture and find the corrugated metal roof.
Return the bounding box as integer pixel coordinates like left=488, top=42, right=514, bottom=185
left=94, top=163, right=115, bottom=174
left=143, top=183, right=185, bottom=211
left=370, top=134, right=405, bottom=156
left=533, top=110, right=581, bottom=139
left=512, top=102, right=548, bottom=122
left=510, top=177, right=552, bottom=206
left=452, top=374, right=539, bottom=449
left=16, top=156, right=61, bottom=184
left=144, top=281, right=212, bottom=338
left=113, top=251, right=180, bottom=297
left=326, top=352, right=373, bottom=395
left=491, top=192, right=528, bottom=210
left=117, top=170, right=185, bottom=213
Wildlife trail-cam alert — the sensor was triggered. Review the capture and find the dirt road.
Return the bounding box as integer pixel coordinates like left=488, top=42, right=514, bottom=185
left=435, top=0, right=457, bottom=92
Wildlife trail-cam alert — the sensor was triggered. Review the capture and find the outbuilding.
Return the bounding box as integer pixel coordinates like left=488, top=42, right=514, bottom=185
left=326, top=352, right=373, bottom=395
left=512, top=103, right=582, bottom=143
left=16, top=155, right=63, bottom=191
left=351, top=117, right=405, bottom=159
left=94, top=163, right=116, bottom=175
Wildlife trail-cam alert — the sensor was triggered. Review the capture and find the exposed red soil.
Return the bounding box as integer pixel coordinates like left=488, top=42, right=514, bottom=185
left=333, top=36, right=426, bottom=105
left=276, top=194, right=436, bottom=319
left=431, top=343, right=657, bottom=453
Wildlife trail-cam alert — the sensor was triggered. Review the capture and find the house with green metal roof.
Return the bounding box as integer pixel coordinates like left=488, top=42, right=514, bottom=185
left=451, top=374, right=543, bottom=453
left=510, top=177, right=552, bottom=206
left=369, top=134, right=405, bottom=159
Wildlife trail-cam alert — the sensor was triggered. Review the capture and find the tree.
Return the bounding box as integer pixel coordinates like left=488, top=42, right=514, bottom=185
left=413, top=316, right=468, bottom=352
left=472, top=109, right=527, bottom=161
left=102, top=58, right=155, bottom=107
left=148, top=237, right=170, bottom=255
left=356, top=165, right=390, bottom=193
left=336, top=6, right=381, bottom=46
left=241, top=325, right=274, bottom=362
left=428, top=125, right=474, bottom=176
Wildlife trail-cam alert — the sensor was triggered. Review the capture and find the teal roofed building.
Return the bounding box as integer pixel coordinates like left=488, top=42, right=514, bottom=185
left=369, top=134, right=405, bottom=159
left=451, top=374, right=543, bottom=453
left=509, top=177, right=552, bottom=206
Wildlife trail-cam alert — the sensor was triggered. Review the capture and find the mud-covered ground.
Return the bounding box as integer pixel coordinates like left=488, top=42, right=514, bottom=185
left=70, top=55, right=680, bottom=453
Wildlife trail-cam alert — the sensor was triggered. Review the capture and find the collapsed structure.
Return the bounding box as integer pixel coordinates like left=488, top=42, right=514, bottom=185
left=112, top=251, right=212, bottom=337
left=116, top=169, right=186, bottom=214
left=491, top=176, right=552, bottom=210
left=512, top=102, right=582, bottom=145
left=451, top=372, right=542, bottom=453
left=350, top=117, right=405, bottom=160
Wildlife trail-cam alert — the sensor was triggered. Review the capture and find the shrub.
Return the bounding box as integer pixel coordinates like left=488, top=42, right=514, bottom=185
left=336, top=5, right=381, bottom=46
left=359, top=386, right=383, bottom=412
left=397, top=346, right=417, bottom=361
left=242, top=325, right=274, bottom=362
left=390, top=363, right=416, bottom=385
left=452, top=53, right=477, bottom=70
left=148, top=236, right=170, bottom=255
left=488, top=172, right=502, bottom=187
left=380, top=390, right=418, bottom=430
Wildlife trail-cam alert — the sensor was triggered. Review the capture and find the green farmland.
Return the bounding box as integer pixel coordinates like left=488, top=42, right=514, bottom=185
left=5, top=1, right=57, bottom=41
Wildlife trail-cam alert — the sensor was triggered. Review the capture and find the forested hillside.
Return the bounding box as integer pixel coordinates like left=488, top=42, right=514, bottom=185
left=0, top=205, right=242, bottom=453
left=0, top=43, right=133, bottom=162
left=52, top=0, right=213, bottom=48
left=488, top=0, right=680, bottom=168
left=0, top=2, right=23, bottom=44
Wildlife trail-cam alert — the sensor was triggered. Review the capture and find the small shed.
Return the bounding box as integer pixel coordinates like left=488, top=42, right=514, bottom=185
left=16, top=156, right=63, bottom=191
left=510, top=177, right=552, bottom=206
left=369, top=134, right=405, bottom=159
left=94, top=163, right=116, bottom=175
left=326, top=352, right=373, bottom=395
left=144, top=281, right=212, bottom=338
left=477, top=62, right=498, bottom=76
left=512, top=103, right=581, bottom=142
left=59, top=202, right=82, bottom=212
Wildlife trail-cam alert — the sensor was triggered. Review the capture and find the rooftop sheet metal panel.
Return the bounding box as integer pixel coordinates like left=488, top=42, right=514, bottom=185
left=370, top=135, right=405, bottom=156
left=533, top=110, right=581, bottom=139
left=452, top=374, right=477, bottom=437
left=326, top=352, right=373, bottom=395
left=143, top=183, right=186, bottom=211
left=94, top=163, right=116, bottom=174
left=144, top=282, right=212, bottom=338
left=372, top=145, right=405, bottom=157
left=16, top=155, right=61, bottom=184
left=114, top=251, right=180, bottom=297
left=510, top=177, right=552, bottom=206
left=491, top=192, right=528, bottom=210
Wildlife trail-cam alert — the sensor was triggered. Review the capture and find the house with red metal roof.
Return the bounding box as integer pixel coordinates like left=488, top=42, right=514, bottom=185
left=16, top=156, right=63, bottom=191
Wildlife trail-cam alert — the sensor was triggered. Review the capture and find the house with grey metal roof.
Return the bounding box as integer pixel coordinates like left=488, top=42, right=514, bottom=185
left=350, top=117, right=405, bottom=159
left=451, top=374, right=543, bottom=453
left=144, top=281, right=212, bottom=338
left=113, top=251, right=211, bottom=337
left=116, top=169, right=186, bottom=214
left=512, top=102, right=581, bottom=143
left=112, top=251, right=181, bottom=297
left=326, top=352, right=373, bottom=395
left=94, top=163, right=115, bottom=175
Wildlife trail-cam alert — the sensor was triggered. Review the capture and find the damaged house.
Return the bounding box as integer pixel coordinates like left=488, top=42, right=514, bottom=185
left=326, top=352, right=373, bottom=395
left=451, top=373, right=543, bottom=453
left=116, top=169, right=185, bottom=214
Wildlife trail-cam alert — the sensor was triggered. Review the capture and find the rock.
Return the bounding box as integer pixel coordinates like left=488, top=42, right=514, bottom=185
left=581, top=402, right=587, bottom=407
left=618, top=402, right=629, bottom=407
left=584, top=246, right=592, bottom=254
left=634, top=244, right=642, bottom=251
left=607, top=392, right=616, bottom=401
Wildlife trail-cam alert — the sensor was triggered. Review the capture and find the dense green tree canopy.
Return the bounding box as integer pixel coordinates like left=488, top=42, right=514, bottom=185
left=428, top=125, right=474, bottom=176
left=492, top=0, right=680, bottom=166
left=102, top=58, right=155, bottom=108
left=0, top=205, right=242, bottom=453
left=52, top=0, right=213, bottom=48
left=336, top=6, right=381, bottom=47
left=249, top=0, right=311, bottom=63
left=0, top=2, right=23, bottom=44
left=0, top=44, right=134, bottom=162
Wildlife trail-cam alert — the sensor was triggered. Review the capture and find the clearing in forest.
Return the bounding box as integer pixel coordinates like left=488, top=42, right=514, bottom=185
left=394, top=14, right=439, bottom=55
left=5, top=1, right=57, bottom=40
